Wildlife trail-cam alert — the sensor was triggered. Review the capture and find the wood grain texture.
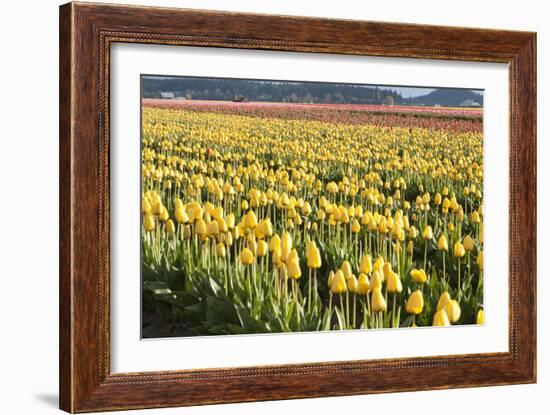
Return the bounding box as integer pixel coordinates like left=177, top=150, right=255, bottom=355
left=59, top=2, right=537, bottom=412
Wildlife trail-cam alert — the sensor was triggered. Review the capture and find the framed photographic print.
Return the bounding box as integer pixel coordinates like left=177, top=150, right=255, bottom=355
left=59, top=2, right=536, bottom=412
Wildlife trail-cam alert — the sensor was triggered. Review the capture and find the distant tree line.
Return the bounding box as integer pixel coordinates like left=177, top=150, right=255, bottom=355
left=141, top=77, right=404, bottom=105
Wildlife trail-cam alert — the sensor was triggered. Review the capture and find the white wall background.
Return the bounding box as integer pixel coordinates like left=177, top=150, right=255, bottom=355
left=0, top=0, right=546, bottom=414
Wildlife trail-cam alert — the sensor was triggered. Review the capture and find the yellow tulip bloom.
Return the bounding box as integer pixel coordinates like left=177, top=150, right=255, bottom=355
left=357, top=273, right=370, bottom=294
left=240, top=248, right=254, bottom=265
left=446, top=300, right=461, bottom=323
left=371, top=289, right=387, bottom=312
left=144, top=213, right=155, bottom=232
left=422, top=225, right=433, bottom=240
left=436, top=291, right=451, bottom=311
left=405, top=290, right=424, bottom=315
left=386, top=271, right=403, bottom=293
left=476, top=309, right=484, bottom=324
left=453, top=241, right=465, bottom=258
left=410, top=268, right=427, bottom=284
left=330, top=270, right=347, bottom=294
left=437, top=234, right=448, bottom=251
left=463, top=235, right=475, bottom=251
left=433, top=309, right=451, bottom=326
left=359, top=255, right=372, bottom=274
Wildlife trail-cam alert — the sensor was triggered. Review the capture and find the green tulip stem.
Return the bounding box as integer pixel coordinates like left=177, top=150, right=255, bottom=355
left=467, top=252, right=471, bottom=286
left=366, top=290, right=371, bottom=316
left=423, top=242, right=428, bottom=270
left=328, top=292, right=333, bottom=325
left=313, top=269, right=319, bottom=313
left=346, top=290, right=350, bottom=329
left=307, top=267, right=312, bottom=314
left=458, top=259, right=461, bottom=293
left=339, top=295, right=345, bottom=330
left=292, top=280, right=300, bottom=326
left=442, top=253, right=446, bottom=288
left=352, top=294, right=357, bottom=329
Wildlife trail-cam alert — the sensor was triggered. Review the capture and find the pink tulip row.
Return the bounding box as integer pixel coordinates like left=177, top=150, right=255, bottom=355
left=142, top=99, right=483, bottom=133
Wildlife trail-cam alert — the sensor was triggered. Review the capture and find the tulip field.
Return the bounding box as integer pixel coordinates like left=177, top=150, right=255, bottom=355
left=141, top=99, right=484, bottom=337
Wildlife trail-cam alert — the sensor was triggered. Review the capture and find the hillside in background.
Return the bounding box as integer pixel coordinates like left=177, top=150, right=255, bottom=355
left=408, top=89, right=483, bottom=107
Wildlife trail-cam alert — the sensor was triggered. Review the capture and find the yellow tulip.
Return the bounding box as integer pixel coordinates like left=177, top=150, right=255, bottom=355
left=175, top=207, right=189, bottom=224
left=407, top=240, right=414, bottom=255
left=287, top=248, right=299, bottom=264
left=351, top=219, right=361, bottom=234
left=306, top=241, right=322, bottom=269
left=470, top=211, right=481, bottom=223
left=453, top=241, right=465, bottom=258
left=446, top=300, right=461, bottom=323
left=340, top=261, right=353, bottom=280
left=405, top=290, right=424, bottom=315
left=159, top=206, right=169, bottom=222
left=347, top=275, right=359, bottom=293
left=195, top=218, right=207, bottom=236
left=370, top=271, right=383, bottom=291
left=371, top=289, right=387, bottom=312
left=433, top=309, right=451, bottom=326
left=244, top=210, right=258, bottom=229
left=269, top=234, right=281, bottom=252
left=359, top=255, right=372, bottom=274
left=272, top=248, right=282, bottom=265
left=280, top=231, right=292, bottom=262
left=144, top=213, right=155, bottom=232
left=357, top=273, right=370, bottom=294
left=463, top=235, right=475, bottom=251
left=410, top=268, right=427, bottom=284
left=216, top=242, right=226, bottom=257
left=373, top=256, right=384, bottom=274
left=476, top=309, right=484, bottom=324
left=226, top=213, right=235, bottom=228
left=152, top=201, right=163, bottom=216
left=206, top=220, right=219, bottom=237
left=437, top=234, right=448, bottom=251
left=436, top=291, right=451, bottom=311
left=256, top=240, right=268, bottom=257
left=477, top=250, right=483, bottom=270
left=330, top=270, right=347, bottom=294
left=166, top=219, right=175, bottom=235
left=261, top=218, right=273, bottom=237
left=479, top=222, right=484, bottom=244
left=225, top=231, right=233, bottom=246
left=382, top=262, right=392, bottom=281
left=142, top=198, right=152, bottom=214
left=327, top=270, right=335, bottom=288
left=386, top=271, right=403, bottom=293
left=422, top=225, right=433, bottom=240
left=317, top=210, right=326, bottom=221
left=240, top=248, right=254, bottom=265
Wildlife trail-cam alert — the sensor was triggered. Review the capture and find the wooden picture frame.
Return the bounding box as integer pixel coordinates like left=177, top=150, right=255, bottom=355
left=59, top=2, right=536, bottom=412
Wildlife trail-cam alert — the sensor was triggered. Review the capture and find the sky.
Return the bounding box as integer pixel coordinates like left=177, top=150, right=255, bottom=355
left=392, top=87, right=436, bottom=98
